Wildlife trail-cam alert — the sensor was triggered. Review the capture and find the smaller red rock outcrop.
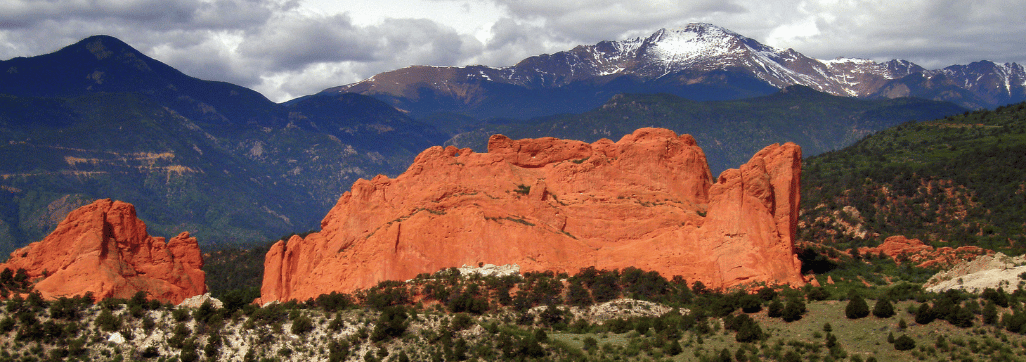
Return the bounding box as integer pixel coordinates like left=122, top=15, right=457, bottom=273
left=0, top=199, right=206, bottom=303
left=857, top=235, right=989, bottom=269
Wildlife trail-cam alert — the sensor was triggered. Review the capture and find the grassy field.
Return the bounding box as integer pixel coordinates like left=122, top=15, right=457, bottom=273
left=552, top=299, right=1026, bottom=361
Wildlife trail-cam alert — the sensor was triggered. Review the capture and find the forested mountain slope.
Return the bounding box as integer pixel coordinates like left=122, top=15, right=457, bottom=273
left=0, top=36, right=446, bottom=256
left=447, top=86, right=965, bottom=174
left=800, top=102, right=1026, bottom=252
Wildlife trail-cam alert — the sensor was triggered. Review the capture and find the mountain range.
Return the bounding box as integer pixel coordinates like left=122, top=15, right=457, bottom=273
left=0, top=35, right=446, bottom=254
left=4, top=22, right=1018, bottom=255
left=444, top=86, right=964, bottom=173
left=325, top=23, right=1024, bottom=120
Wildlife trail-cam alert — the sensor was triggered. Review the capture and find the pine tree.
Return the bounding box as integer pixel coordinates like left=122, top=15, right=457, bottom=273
left=735, top=317, right=764, bottom=343
left=872, top=297, right=896, bottom=318
left=983, top=300, right=998, bottom=325
left=846, top=295, right=870, bottom=319
left=914, top=303, right=936, bottom=325
left=767, top=299, right=784, bottom=318
left=665, top=340, right=683, bottom=356
left=782, top=298, right=806, bottom=322
left=894, top=334, right=916, bottom=351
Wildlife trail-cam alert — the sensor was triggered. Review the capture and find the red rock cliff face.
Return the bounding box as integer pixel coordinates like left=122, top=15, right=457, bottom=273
left=0, top=199, right=206, bottom=303
left=259, top=128, right=803, bottom=303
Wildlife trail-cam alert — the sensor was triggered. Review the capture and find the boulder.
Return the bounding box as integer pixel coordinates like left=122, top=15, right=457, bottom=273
left=178, top=293, right=224, bottom=309
left=0, top=199, right=206, bottom=303
left=259, top=128, right=805, bottom=303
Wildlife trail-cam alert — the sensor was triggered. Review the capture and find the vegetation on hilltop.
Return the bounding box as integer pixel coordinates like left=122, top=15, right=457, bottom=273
left=8, top=261, right=1026, bottom=361
left=800, top=102, right=1026, bottom=254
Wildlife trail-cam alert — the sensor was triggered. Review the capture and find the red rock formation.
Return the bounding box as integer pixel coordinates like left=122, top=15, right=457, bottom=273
left=857, top=235, right=989, bottom=268
left=0, top=199, right=205, bottom=303
left=259, top=128, right=804, bottom=303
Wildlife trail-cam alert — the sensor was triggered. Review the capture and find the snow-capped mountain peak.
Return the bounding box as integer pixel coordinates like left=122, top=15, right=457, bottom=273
left=326, top=23, right=1025, bottom=111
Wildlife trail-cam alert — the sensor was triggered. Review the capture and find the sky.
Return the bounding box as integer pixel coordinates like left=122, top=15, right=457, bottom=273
left=1, top=0, right=1024, bottom=102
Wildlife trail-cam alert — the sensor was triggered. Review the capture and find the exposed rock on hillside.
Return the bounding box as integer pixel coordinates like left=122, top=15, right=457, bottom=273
left=260, top=128, right=804, bottom=303
left=924, top=253, right=1026, bottom=293
left=857, top=235, right=989, bottom=268
left=456, top=264, right=521, bottom=278
left=0, top=199, right=205, bottom=303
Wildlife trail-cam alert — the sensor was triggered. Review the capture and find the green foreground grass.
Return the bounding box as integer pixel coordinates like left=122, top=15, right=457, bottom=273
left=552, top=299, right=1026, bottom=362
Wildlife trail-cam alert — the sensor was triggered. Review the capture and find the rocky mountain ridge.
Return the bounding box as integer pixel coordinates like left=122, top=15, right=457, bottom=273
left=326, top=23, right=1024, bottom=118
left=0, top=36, right=446, bottom=255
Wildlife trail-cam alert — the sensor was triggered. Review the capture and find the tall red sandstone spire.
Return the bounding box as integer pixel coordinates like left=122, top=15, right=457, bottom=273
left=259, top=128, right=803, bottom=303
left=0, top=199, right=206, bottom=303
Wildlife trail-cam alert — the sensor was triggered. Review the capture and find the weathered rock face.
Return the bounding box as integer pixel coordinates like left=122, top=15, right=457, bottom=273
left=0, top=199, right=205, bottom=303
left=857, top=235, right=989, bottom=268
left=259, top=128, right=804, bottom=303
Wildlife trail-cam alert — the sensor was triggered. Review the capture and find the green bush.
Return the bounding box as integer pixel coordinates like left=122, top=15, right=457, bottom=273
left=781, top=298, right=806, bottom=322
left=872, top=297, right=895, bottom=318
left=767, top=299, right=784, bottom=318
left=983, top=301, right=999, bottom=325
left=894, top=334, right=916, bottom=351
left=370, top=306, right=408, bottom=342
left=172, top=308, right=191, bottom=322
left=914, top=303, right=936, bottom=325
left=583, top=336, right=598, bottom=352
left=845, top=295, right=870, bottom=319
left=96, top=309, right=122, bottom=332
left=290, top=314, right=314, bottom=335
left=328, top=339, right=351, bottom=362
left=665, top=340, right=682, bottom=356
left=739, top=295, right=763, bottom=313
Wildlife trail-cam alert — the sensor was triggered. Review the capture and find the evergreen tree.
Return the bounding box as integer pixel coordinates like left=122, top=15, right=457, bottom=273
left=782, top=298, right=806, bottom=322
left=983, top=301, right=998, bottom=325
left=872, top=297, right=896, bottom=318
left=735, top=318, right=764, bottom=343
left=370, top=306, right=408, bottom=342
left=739, top=295, right=763, bottom=313
left=845, top=295, right=870, bottom=319
left=717, top=348, right=732, bottom=362
left=893, top=334, right=916, bottom=351
left=665, top=340, right=683, bottom=356
left=914, top=303, right=936, bottom=325
left=566, top=281, right=592, bottom=307
left=767, top=299, right=784, bottom=318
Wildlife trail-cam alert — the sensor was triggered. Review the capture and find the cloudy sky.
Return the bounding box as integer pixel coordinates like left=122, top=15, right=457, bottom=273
left=1, top=0, right=1023, bottom=102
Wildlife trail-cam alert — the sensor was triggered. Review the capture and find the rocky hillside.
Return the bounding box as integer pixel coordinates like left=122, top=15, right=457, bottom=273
left=800, top=102, right=1026, bottom=253
left=925, top=252, right=1026, bottom=293
left=260, top=128, right=805, bottom=303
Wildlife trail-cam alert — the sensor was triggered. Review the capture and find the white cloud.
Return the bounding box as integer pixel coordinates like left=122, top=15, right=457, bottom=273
left=0, top=0, right=1024, bottom=101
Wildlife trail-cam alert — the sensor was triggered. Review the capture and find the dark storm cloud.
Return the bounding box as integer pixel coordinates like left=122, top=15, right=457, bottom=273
left=784, top=0, right=1026, bottom=68
left=238, top=13, right=378, bottom=69
left=1, top=0, right=1023, bottom=101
